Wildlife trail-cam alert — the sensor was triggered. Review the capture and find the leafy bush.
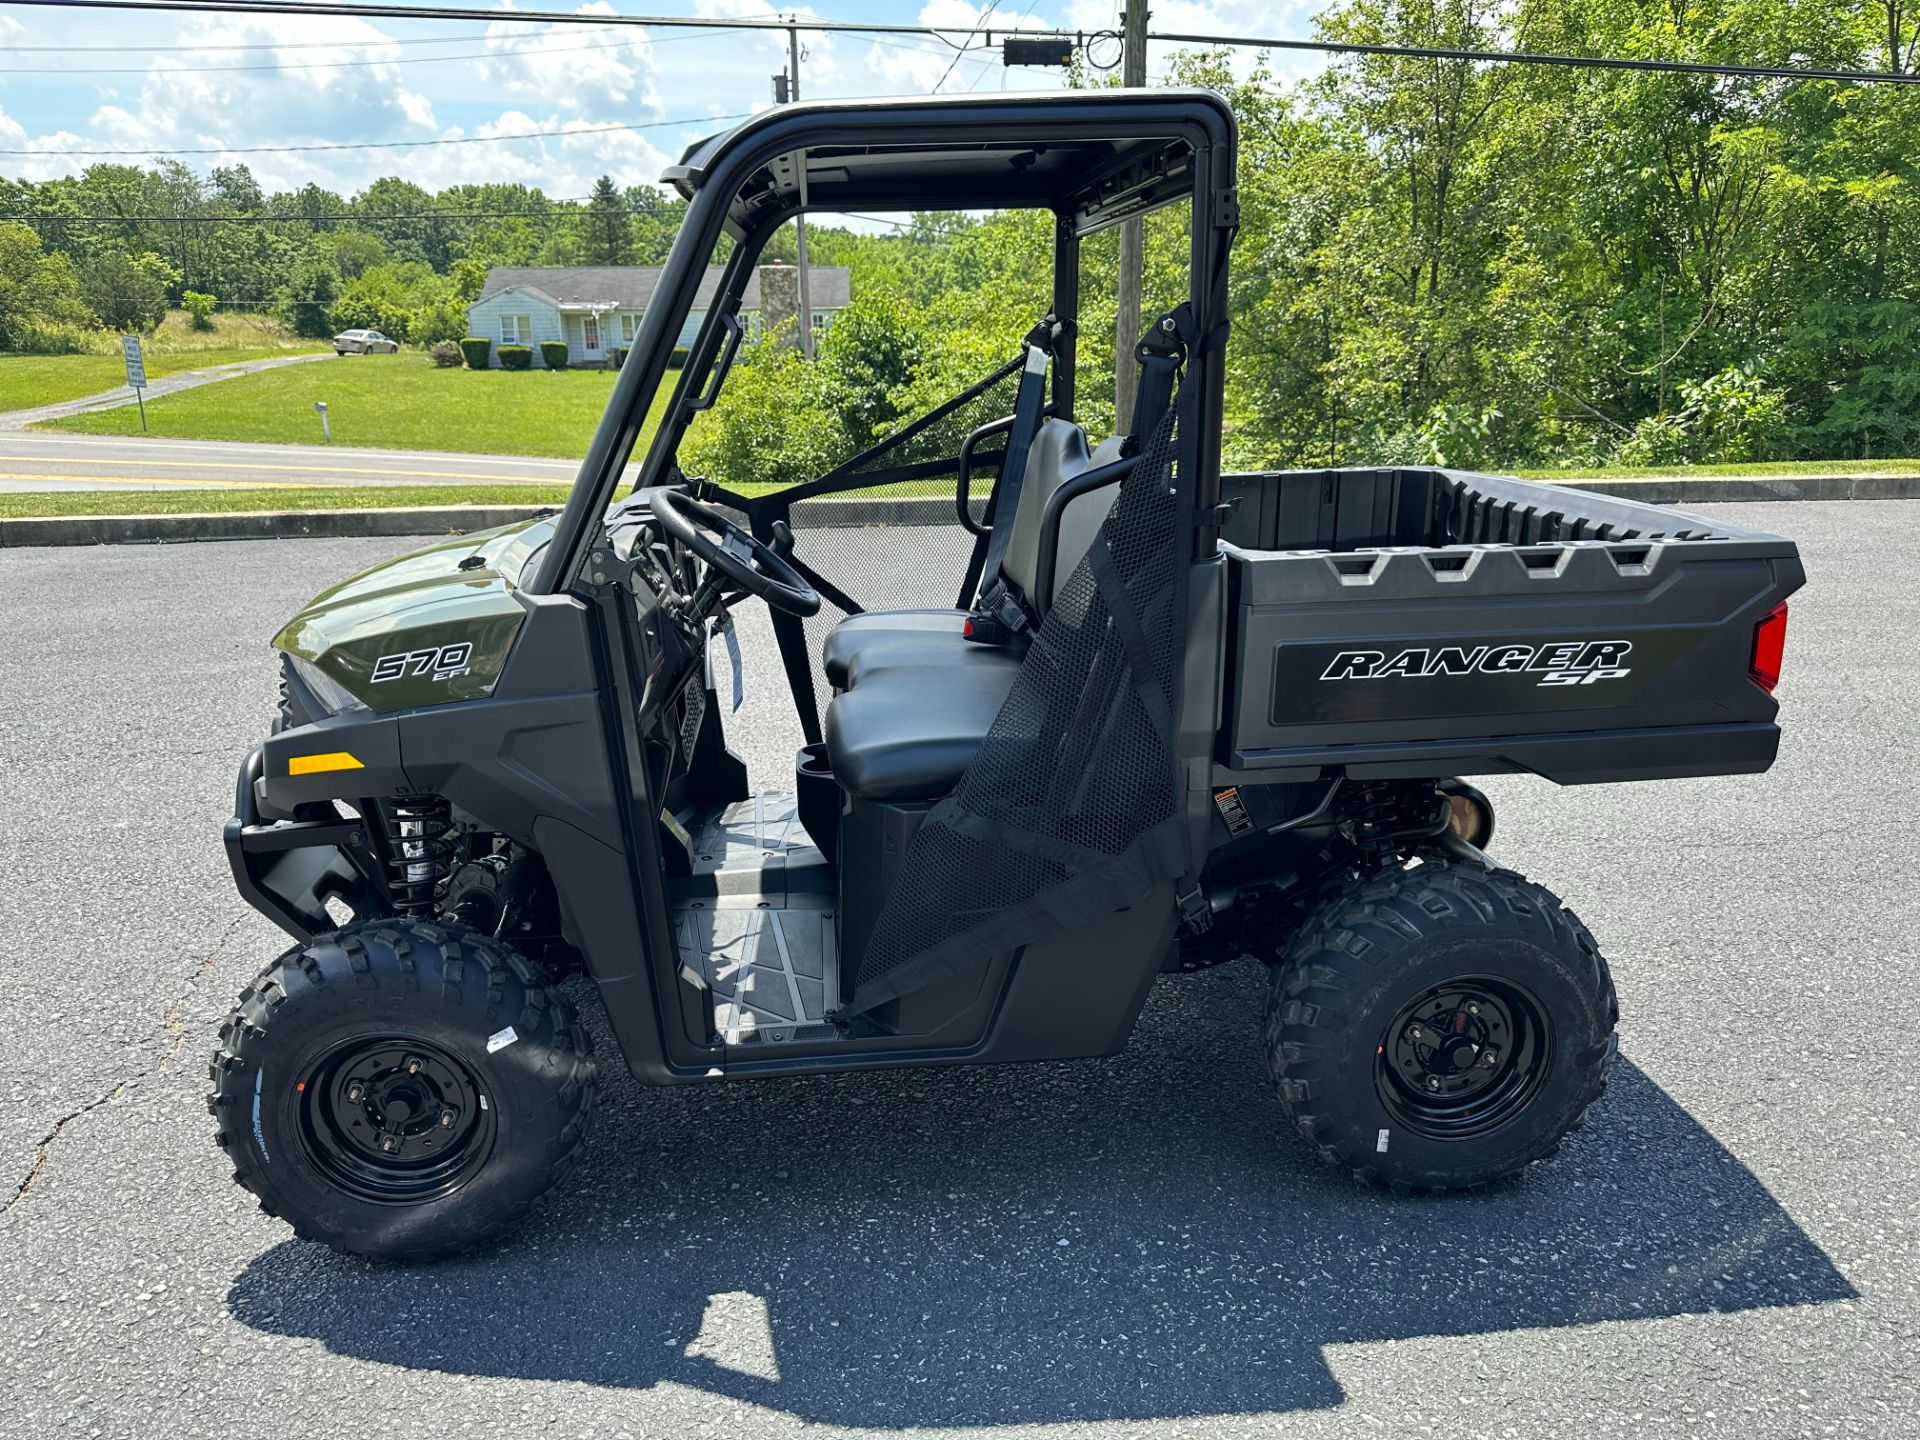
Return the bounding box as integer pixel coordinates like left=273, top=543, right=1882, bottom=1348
left=680, top=340, right=842, bottom=489
left=182, top=291, right=217, bottom=331
left=429, top=339, right=463, bottom=368
left=498, top=344, right=532, bottom=371
left=1614, top=364, right=1791, bottom=467
left=539, top=340, right=569, bottom=370
left=409, top=297, right=467, bottom=347
left=608, top=346, right=628, bottom=369
left=459, top=337, right=491, bottom=369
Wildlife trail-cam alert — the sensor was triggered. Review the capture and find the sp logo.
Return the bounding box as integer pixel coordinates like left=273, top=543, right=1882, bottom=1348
left=371, top=642, right=473, bottom=684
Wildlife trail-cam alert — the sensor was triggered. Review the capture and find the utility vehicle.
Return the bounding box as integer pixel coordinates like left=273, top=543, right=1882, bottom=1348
left=214, top=90, right=1804, bottom=1260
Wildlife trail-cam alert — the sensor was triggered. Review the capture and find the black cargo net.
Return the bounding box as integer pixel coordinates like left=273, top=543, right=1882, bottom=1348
left=844, top=399, right=1190, bottom=1014
left=710, top=356, right=1024, bottom=735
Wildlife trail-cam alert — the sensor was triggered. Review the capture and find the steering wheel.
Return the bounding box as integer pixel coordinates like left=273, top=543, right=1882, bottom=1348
left=647, top=487, right=821, bottom=617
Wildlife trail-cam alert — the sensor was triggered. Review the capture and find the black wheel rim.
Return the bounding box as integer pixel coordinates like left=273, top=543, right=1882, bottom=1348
left=297, top=1037, right=496, bottom=1205
left=1375, top=976, right=1553, bottom=1141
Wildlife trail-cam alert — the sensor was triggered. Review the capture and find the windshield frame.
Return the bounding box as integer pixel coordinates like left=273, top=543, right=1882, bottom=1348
left=525, top=91, right=1235, bottom=597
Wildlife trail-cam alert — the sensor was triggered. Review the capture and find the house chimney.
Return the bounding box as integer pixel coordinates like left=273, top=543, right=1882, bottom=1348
left=756, top=262, right=801, bottom=351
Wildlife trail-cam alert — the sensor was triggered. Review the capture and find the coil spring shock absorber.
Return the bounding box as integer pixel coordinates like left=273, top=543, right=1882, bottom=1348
left=384, top=795, right=453, bottom=917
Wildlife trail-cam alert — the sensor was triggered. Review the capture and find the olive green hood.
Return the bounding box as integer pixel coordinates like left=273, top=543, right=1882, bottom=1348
left=274, top=514, right=557, bottom=714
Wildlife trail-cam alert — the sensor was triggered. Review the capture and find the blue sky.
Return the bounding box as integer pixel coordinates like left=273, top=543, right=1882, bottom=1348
left=0, top=0, right=1316, bottom=200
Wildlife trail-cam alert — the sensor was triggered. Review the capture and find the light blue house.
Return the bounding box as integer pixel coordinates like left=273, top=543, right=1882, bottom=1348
left=465, top=264, right=851, bottom=367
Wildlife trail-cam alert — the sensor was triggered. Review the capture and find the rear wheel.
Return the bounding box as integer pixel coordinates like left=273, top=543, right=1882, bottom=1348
left=210, top=919, right=594, bottom=1260
left=1265, top=856, right=1616, bottom=1191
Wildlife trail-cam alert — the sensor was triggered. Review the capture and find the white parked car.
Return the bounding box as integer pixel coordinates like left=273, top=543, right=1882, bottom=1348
left=333, top=328, right=399, bottom=355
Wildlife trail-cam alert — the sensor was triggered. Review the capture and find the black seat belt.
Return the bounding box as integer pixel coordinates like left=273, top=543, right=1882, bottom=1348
left=963, top=319, right=1055, bottom=644
left=1126, top=305, right=1192, bottom=454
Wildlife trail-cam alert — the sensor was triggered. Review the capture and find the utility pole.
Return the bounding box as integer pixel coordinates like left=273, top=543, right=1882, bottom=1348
left=1114, top=0, right=1148, bottom=429
left=785, top=20, right=816, bottom=360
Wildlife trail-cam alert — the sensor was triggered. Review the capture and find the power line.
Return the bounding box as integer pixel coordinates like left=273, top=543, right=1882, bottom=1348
left=0, top=28, right=712, bottom=76
left=931, top=0, right=1000, bottom=92
left=0, top=0, right=976, bottom=48
left=7, top=0, right=1918, bottom=86
left=0, top=112, right=750, bottom=158
left=2, top=27, right=599, bottom=50
left=1146, top=28, right=1920, bottom=85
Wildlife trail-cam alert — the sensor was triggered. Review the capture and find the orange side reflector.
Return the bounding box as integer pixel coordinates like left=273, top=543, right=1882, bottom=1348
left=289, top=751, right=364, bottom=776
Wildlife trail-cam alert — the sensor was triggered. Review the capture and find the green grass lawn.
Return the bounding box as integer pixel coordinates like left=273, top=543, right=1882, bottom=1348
left=0, top=309, right=329, bottom=412
left=39, top=351, right=667, bottom=458
left=0, top=345, right=330, bottom=414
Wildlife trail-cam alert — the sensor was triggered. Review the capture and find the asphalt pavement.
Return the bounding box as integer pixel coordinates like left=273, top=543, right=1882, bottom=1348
left=0, top=500, right=1914, bottom=1438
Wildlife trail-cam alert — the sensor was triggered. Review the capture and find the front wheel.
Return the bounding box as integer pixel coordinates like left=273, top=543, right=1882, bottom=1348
left=209, top=920, right=595, bottom=1260
left=1265, top=857, right=1616, bottom=1191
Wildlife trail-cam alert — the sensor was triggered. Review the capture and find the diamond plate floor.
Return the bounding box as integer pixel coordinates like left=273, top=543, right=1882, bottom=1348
left=671, top=793, right=838, bottom=1044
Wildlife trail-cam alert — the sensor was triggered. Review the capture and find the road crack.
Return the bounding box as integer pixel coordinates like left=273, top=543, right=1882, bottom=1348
left=4, top=916, right=245, bottom=1213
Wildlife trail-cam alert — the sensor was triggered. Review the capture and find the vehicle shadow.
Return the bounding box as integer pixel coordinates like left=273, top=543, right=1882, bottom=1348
left=226, top=963, right=1854, bottom=1426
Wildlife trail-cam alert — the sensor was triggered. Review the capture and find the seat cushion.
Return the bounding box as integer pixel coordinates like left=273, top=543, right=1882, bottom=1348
left=821, top=608, right=1023, bottom=690
left=824, top=661, right=1018, bottom=801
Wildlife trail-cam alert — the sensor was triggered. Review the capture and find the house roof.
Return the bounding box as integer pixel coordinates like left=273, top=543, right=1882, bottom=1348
left=475, top=264, right=851, bottom=312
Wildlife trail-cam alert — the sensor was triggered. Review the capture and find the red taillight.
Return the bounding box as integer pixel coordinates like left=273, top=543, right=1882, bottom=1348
left=1750, top=601, right=1788, bottom=693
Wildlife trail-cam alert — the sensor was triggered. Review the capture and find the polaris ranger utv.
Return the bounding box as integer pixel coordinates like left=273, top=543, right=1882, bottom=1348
left=214, top=90, right=1804, bottom=1260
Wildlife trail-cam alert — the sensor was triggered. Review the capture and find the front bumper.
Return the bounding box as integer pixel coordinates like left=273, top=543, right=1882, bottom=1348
left=224, top=746, right=390, bottom=943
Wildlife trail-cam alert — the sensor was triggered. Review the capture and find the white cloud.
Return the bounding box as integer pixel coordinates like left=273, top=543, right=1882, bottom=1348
left=475, top=2, right=662, bottom=124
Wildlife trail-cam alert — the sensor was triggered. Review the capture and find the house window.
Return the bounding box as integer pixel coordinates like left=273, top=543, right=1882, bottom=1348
left=621, top=313, right=638, bottom=342
left=582, top=314, right=600, bottom=350
left=811, top=309, right=833, bottom=333
left=501, top=314, right=532, bottom=346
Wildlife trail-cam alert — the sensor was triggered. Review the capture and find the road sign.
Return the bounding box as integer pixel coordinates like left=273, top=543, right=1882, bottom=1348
left=122, top=335, right=148, bottom=431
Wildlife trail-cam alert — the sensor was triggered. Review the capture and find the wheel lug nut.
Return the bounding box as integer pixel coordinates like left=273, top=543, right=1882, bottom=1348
left=439, top=1109, right=456, bottom=1128
left=405, top=1057, right=423, bottom=1076
left=1467, top=1002, right=1480, bottom=1016
left=1408, top=1026, right=1423, bottom=1040
left=345, top=1082, right=365, bottom=1103
left=380, top=1135, right=400, bottom=1153
left=1425, top=1075, right=1442, bottom=1091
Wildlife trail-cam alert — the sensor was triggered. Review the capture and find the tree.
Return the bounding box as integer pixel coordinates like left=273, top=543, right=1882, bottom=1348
left=275, top=251, right=342, bottom=338
left=210, top=163, right=264, bottom=213
left=583, top=175, right=633, bottom=266
left=331, top=230, right=388, bottom=279
left=0, top=221, right=90, bottom=348
left=78, top=249, right=174, bottom=332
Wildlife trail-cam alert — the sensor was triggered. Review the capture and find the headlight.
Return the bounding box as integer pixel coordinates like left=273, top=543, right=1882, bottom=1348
left=286, top=654, right=368, bottom=717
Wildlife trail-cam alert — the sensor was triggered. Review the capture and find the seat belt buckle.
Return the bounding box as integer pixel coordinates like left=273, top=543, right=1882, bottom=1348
left=1176, top=882, right=1213, bottom=934
left=962, top=588, right=1030, bottom=646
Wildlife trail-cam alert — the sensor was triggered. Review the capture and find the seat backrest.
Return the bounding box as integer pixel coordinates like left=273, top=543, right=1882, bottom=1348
left=997, top=419, right=1121, bottom=607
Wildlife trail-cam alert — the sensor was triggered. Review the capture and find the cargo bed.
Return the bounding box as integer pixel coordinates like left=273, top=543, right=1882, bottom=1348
left=1213, top=467, right=1805, bottom=785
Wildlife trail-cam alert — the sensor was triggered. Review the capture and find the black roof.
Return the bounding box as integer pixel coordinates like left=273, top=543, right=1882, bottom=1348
left=660, top=88, right=1234, bottom=234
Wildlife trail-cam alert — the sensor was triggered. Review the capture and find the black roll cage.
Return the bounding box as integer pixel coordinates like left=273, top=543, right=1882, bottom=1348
left=526, top=88, right=1239, bottom=598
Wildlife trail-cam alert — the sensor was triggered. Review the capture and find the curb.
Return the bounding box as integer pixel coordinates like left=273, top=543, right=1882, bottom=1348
left=5, top=474, right=1918, bottom=548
